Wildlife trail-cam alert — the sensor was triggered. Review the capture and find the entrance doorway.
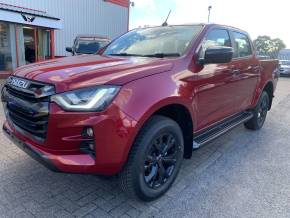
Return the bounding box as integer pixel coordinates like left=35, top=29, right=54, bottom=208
left=23, top=27, right=36, bottom=64
left=0, top=23, right=56, bottom=78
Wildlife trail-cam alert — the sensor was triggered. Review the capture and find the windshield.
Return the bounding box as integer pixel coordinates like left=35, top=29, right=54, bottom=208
left=103, top=25, right=203, bottom=57
left=75, top=39, right=109, bottom=54
left=280, top=60, right=290, bottom=65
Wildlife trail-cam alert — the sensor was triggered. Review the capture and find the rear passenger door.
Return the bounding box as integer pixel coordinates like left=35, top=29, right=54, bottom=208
left=230, top=31, right=260, bottom=111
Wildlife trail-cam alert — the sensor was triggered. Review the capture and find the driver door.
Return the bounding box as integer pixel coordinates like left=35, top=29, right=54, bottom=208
left=194, top=28, right=239, bottom=131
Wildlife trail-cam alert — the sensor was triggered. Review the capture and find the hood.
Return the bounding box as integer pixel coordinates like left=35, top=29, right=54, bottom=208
left=13, top=55, right=174, bottom=93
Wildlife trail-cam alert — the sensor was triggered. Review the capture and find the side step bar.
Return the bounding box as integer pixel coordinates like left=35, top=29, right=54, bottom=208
left=192, top=112, right=253, bottom=149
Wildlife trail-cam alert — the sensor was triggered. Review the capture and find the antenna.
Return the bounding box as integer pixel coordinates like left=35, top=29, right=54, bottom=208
left=162, top=10, right=171, bottom=26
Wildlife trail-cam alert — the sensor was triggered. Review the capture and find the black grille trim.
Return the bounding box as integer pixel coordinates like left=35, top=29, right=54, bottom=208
left=6, top=85, right=46, bottom=102
left=2, top=79, right=55, bottom=144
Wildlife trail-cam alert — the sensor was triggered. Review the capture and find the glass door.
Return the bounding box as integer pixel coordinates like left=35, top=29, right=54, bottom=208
left=37, top=29, right=51, bottom=61
left=23, top=26, right=36, bottom=64
left=16, top=26, right=54, bottom=68
left=0, top=22, right=16, bottom=71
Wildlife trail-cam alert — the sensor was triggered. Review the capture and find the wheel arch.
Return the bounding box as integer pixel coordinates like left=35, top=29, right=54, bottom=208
left=263, top=81, right=274, bottom=110
left=130, top=101, right=195, bottom=160
left=253, top=80, right=274, bottom=110
left=152, top=104, right=194, bottom=159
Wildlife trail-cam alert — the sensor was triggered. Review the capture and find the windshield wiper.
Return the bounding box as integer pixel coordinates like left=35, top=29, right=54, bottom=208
left=108, top=53, right=181, bottom=58
left=107, top=53, right=143, bottom=57
left=142, top=53, right=181, bottom=58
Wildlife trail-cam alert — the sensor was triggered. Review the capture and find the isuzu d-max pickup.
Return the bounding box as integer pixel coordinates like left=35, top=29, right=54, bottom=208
left=1, top=24, right=279, bottom=201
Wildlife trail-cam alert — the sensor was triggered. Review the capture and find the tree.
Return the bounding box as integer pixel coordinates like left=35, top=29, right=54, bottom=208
left=253, top=36, right=286, bottom=53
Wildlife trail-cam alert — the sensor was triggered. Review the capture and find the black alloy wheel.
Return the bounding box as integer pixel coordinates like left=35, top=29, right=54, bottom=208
left=245, top=91, right=270, bottom=130
left=144, top=133, right=179, bottom=189
left=257, top=94, right=269, bottom=127
left=119, top=115, right=184, bottom=201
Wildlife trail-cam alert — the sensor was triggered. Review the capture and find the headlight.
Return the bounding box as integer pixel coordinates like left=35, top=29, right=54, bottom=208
left=51, top=86, right=120, bottom=112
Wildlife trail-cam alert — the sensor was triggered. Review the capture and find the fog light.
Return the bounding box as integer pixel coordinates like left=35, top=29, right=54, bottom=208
left=88, top=142, right=95, bottom=151
left=83, top=127, right=94, bottom=138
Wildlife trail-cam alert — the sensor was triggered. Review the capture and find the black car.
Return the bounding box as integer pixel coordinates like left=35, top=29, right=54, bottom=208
left=66, top=35, right=110, bottom=55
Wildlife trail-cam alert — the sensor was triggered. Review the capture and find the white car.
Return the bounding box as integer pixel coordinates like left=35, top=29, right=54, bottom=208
left=279, top=60, right=290, bottom=76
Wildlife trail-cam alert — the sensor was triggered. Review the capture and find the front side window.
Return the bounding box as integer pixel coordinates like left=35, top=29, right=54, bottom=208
left=200, top=29, right=231, bottom=58
left=232, top=31, right=252, bottom=58
left=104, top=25, right=203, bottom=57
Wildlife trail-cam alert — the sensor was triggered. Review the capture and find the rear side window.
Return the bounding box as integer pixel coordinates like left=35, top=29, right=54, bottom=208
left=200, top=29, right=231, bottom=58
left=232, top=31, right=252, bottom=58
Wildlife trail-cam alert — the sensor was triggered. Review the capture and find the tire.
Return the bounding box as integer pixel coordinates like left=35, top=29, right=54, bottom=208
left=244, top=91, right=270, bottom=130
left=119, top=115, right=184, bottom=201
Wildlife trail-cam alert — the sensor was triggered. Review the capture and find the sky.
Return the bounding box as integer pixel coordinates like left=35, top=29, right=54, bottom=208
left=129, top=0, right=290, bottom=48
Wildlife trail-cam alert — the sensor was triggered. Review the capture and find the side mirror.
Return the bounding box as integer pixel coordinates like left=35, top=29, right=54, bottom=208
left=66, top=47, right=73, bottom=53
left=202, top=46, right=233, bottom=64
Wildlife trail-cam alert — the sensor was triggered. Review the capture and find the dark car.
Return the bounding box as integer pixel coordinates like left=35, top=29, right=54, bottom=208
left=66, top=35, right=110, bottom=55
left=2, top=24, right=279, bottom=201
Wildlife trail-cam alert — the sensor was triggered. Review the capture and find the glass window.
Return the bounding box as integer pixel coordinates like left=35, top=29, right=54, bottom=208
left=75, top=39, right=108, bottom=54
left=38, top=29, right=51, bottom=61
left=280, top=60, right=290, bottom=66
left=204, top=29, right=231, bottom=48
left=200, top=29, right=231, bottom=58
left=0, top=22, right=13, bottom=71
left=23, top=27, right=36, bottom=64
left=232, top=31, right=252, bottom=58
left=17, top=26, right=26, bottom=67
left=43, top=30, right=51, bottom=59
left=104, top=25, right=203, bottom=57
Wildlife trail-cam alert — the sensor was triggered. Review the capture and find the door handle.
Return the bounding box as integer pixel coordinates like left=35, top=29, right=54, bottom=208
left=231, top=69, right=240, bottom=76
left=250, top=65, right=260, bottom=73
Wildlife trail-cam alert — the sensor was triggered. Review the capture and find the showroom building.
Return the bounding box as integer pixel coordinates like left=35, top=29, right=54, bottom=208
left=0, top=0, right=129, bottom=78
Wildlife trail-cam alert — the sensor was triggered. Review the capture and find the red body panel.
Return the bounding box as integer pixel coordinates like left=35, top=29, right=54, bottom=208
left=4, top=24, right=278, bottom=175
left=13, top=55, right=173, bottom=92
left=3, top=101, right=137, bottom=175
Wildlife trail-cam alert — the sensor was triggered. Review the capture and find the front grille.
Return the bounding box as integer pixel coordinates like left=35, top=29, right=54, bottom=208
left=6, top=85, right=38, bottom=101
left=2, top=77, right=55, bottom=143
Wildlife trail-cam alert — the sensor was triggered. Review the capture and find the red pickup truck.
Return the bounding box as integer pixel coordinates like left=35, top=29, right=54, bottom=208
left=2, top=24, right=279, bottom=201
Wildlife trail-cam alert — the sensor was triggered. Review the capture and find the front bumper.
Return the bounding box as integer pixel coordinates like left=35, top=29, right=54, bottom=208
left=2, top=102, right=138, bottom=175
left=3, top=124, right=60, bottom=172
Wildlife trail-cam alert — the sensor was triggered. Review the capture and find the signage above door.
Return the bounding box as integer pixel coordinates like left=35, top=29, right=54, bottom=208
left=21, top=14, right=36, bottom=23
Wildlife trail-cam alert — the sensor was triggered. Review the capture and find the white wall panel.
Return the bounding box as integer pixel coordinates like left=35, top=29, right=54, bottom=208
left=0, top=0, right=128, bottom=56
